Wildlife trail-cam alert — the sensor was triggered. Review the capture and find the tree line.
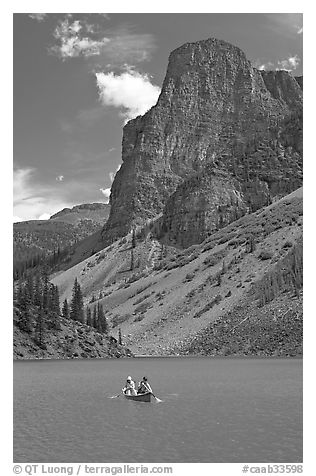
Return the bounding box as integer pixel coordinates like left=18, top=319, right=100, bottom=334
left=14, top=271, right=61, bottom=348
left=14, top=273, right=109, bottom=348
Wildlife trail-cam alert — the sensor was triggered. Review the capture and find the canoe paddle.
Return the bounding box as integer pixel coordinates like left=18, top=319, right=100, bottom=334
left=151, top=392, right=162, bottom=403
left=109, top=393, right=121, bottom=399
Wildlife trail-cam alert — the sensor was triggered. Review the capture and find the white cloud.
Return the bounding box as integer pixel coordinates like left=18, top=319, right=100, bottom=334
left=256, top=61, right=275, bottom=71
left=50, top=18, right=110, bottom=59
left=13, top=167, right=71, bottom=221
left=254, top=54, right=301, bottom=72
left=29, top=13, right=47, bottom=22
left=99, top=163, right=121, bottom=203
left=96, top=69, right=161, bottom=121
left=38, top=213, right=51, bottom=220
left=297, top=27, right=303, bottom=35
left=100, top=188, right=111, bottom=203
left=49, top=16, right=156, bottom=68
left=277, top=54, right=301, bottom=71
left=56, top=175, right=64, bottom=182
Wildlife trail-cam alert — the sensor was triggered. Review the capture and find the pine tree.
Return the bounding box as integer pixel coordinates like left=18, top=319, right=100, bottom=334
left=70, top=278, right=84, bottom=322
left=118, top=327, right=122, bottom=345
left=97, top=303, right=108, bottom=334
left=62, top=299, right=69, bottom=319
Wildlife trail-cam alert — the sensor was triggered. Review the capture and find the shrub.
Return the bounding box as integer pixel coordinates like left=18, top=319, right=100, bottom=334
left=183, top=272, right=195, bottom=283
left=257, top=250, right=273, bottom=260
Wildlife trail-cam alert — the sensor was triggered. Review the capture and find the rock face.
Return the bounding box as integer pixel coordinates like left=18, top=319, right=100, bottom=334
left=102, top=38, right=302, bottom=247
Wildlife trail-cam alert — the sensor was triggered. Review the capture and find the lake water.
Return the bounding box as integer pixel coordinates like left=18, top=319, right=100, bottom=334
left=14, top=357, right=302, bottom=463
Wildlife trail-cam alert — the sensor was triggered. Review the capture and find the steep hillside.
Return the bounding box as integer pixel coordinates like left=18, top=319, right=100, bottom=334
left=52, top=188, right=302, bottom=357
left=101, top=37, right=302, bottom=247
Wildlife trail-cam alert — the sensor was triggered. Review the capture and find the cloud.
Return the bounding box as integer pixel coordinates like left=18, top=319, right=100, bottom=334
left=297, top=27, right=303, bottom=35
left=50, top=17, right=110, bottom=59
left=13, top=167, right=72, bottom=221
left=96, top=69, right=161, bottom=121
left=99, top=163, right=122, bottom=203
left=38, top=213, right=51, bottom=220
left=56, top=175, right=64, bottom=182
left=264, top=13, right=303, bottom=37
left=277, top=54, right=301, bottom=71
left=256, top=61, right=275, bottom=71
left=29, top=13, right=48, bottom=22
left=100, top=187, right=111, bottom=202
left=49, top=16, right=156, bottom=67
left=91, top=30, right=157, bottom=68
left=254, top=54, right=301, bottom=72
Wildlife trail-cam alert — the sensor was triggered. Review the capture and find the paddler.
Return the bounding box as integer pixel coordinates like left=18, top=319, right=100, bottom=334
left=137, top=376, right=152, bottom=394
left=122, top=376, right=137, bottom=395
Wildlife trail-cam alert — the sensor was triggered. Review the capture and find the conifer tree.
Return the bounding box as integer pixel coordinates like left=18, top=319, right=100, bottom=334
left=62, top=299, right=69, bottom=320
left=70, top=278, right=84, bottom=322
left=97, top=303, right=109, bottom=334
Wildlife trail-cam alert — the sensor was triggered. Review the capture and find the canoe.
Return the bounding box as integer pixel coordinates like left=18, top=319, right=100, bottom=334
left=124, top=392, right=151, bottom=402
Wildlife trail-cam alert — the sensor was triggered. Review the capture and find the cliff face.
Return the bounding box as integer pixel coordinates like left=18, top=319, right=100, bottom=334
left=102, top=38, right=302, bottom=247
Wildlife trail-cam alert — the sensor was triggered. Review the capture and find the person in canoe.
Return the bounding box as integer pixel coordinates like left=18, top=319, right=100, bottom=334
left=122, top=376, right=137, bottom=396
left=137, top=376, right=152, bottom=395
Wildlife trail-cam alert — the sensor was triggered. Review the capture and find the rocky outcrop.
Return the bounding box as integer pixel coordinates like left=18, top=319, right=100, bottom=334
left=101, top=37, right=302, bottom=247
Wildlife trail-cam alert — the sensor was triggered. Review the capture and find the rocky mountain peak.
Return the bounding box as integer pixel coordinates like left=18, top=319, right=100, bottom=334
left=101, top=37, right=302, bottom=247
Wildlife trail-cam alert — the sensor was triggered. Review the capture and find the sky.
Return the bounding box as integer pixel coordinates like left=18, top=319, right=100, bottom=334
left=13, top=12, right=303, bottom=222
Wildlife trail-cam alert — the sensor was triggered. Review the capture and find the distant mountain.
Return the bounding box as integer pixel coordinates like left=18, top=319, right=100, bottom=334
left=50, top=202, right=110, bottom=226
left=13, top=203, right=110, bottom=277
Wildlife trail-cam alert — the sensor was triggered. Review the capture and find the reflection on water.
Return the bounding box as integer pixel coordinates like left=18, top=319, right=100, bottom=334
left=14, top=357, right=302, bottom=462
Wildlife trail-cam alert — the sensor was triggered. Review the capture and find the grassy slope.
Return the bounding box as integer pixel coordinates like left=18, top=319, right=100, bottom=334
left=52, top=188, right=303, bottom=356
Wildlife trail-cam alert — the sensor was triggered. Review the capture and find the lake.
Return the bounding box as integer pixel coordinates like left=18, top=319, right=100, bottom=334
left=14, top=357, right=302, bottom=463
